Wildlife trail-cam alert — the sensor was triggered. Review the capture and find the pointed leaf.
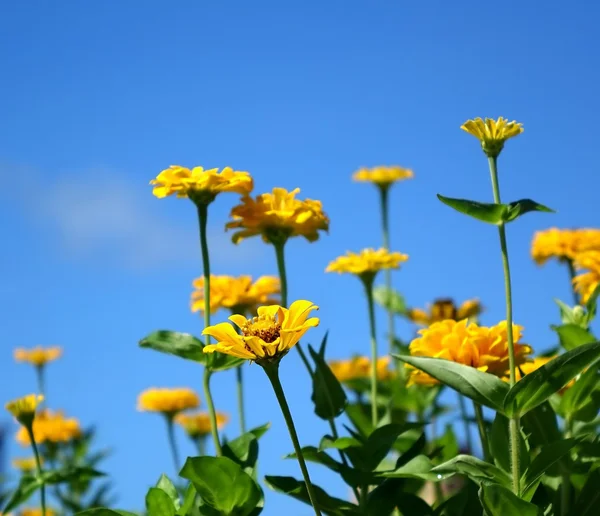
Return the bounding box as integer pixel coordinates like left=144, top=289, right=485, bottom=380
left=490, top=413, right=529, bottom=473
left=155, top=475, right=180, bottom=510
left=479, top=484, right=541, bottom=516
left=146, top=487, right=177, bottom=516
left=222, top=433, right=259, bottom=476
left=567, top=469, right=600, bottom=516
left=584, top=284, right=600, bottom=325
left=209, top=353, right=245, bottom=372
left=2, top=475, right=41, bottom=513
left=319, top=436, right=362, bottom=452
left=177, top=485, right=197, bottom=516
left=363, top=423, right=422, bottom=471
left=140, top=331, right=206, bottom=362
left=503, top=199, right=554, bottom=222
left=380, top=455, right=438, bottom=481
left=432, top=455, right=512, bottom=487
left=309, top=344, right=347, bottom=420
left=247, top=422, right=271, bottom=440
left=437, top=195, right=507, bottom=225
left=559, top=366, right=600, bottom=417
left=553, top=325, right=595, bottom=351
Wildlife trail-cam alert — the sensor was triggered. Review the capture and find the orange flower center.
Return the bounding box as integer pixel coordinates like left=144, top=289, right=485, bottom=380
left=242, top=315, right=281, bottom=343
left=431, top=299, right=457, bottom=321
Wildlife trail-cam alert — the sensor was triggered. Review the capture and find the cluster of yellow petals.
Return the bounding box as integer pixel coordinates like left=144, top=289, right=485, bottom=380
left=326, top=248, right=408, bottom=277
left=531, top=228, right=600, bottom=265
left=5, top=394, right=44, bottom=422
left=137, top=388, right=200, bottom=415
left=407, top=319, right=532, bottom=386
left=16, top=409, right=82, bottom=446
left=329, top=356, right=392, bottom=383
left=203, top=300, right=319, bottom=362
left=226, top=188, right=329, bottom=244
left=573, top=251, right=600, bottom=303
left=14, top=347, right=62, bottom=367
left=20, top=509, right=56, bottom=516
left=461, top=117, right=523, bottom=156
left=190, top=275, right=280, bottom=314
left=175, top=411, right=229, bottom=437
left=352, top=166, right=414, bottom=187
left=12, top=457, right=40, bottom=472
left=407, top=299, right=482, bottom=326
left=150, top=165, right=253, bottom=201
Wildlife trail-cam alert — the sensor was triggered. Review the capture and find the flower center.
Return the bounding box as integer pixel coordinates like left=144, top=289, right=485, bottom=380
left=242, top=315, right=281, bottom=343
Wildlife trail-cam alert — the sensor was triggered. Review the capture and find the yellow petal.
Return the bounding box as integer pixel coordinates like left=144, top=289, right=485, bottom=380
left=228, top=314, right=249, bottom=330
left=202, top=322, right=240, bottom=345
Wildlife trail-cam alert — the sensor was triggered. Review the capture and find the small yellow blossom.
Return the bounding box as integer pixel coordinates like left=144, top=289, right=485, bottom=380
left=137, top=388, right=200, bottom=415
left=531, top=228, right=600, bottom=265
left=14, top=346, right=62, bottom=367
left=407, top=319, right=532, bottom=386
left=12, top=457, right=41, bottom=472
left=326, top=248, right=408, bottom=280
left=20, top=508, right=56, bottom=516
left=329, top=356, right=392, bottom=383
left=203, top=300, right=319, bottom=363
left=461, top=117, right=523, bottom=157
left=352, top=166, right=414, bottom=187
left=5, top=395, right=44, bottom=425
left=150, top=165, right=253, bottom=204
left=407, top=298, right=482, bottom=326
left=191, top=275, right=280, bottom=314
left=573, top=251, right=600, bottom=303
left=16, top=409, right=82, bottom=446
left=226, top=188, right=329, bottom=245
left=175, top=411, right=229, bottom=437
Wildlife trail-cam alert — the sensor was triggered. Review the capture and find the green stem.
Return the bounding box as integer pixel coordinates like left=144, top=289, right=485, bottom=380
left=236, top=366, right=247, bottom=434
left=263, top=364, right=322, bottom=516
left=457, top=394, right=474, bottom=454
left=379, top=186, right=395, bottom=357
left=35, top=366, right=46, bottom=401
left=165, top=416, right=180, bottom=472
left=203, top=368, right=222, bottom=456
left=473, top=402, right=491, bottom=462
left=195, top=436, right=207, bottom=456
left=488, top=156, right=520, bottom=495
left=363, top=277, right=379, bottom=428
left=27, top=425, right=46, bottom=516
left=327, top=418, right=360, bottom=502
left=566, top=259, right=580, bottom=306
left=273, top=240, right=313, bottom=374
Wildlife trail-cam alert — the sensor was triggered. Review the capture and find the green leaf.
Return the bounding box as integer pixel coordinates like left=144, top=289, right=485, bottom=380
left=435, top=479, right=482, bottom=516
left=2, top=475, right=41, bottom=513
left=319, top=436, right=362, bottom=452
left=504, top=342, right=600, bottom=416
left=222, top=433, right=259, bottom=477
left=363, top=423, right=422, bottom=471
left=553, top=324, right=595, bottom=351
left=490, top=413, right=529, bottom=473
left=380, top=455, right=438, bottom=481
left=209, top=353, right=245, bottom=372
left=75, top=510, right=138, bottom=516
left=394, top=355, right=510, bottom=412
left=554, top=299, right=588, bottom=327
left=180, top=457, right=261, bottom=515
left=479, top=484, right=541, bottom=516
left=309, top=344, right=348, bottom=420
left=396, top=494, right=435, bottom=515
left=432, top=455, right=512, bottom=487
left=155, top=475, right=180, bottom=510
left=559, top=365, right=600, bottom=417
left=43, top=466, right=105, bottom=484
left=178, top=485, right=197, bottom=516
left=373, top=286, right=407, bottom=315
left=367, top=479, right=433, bottom=516
left=146, top=487, right=177, bottom=516
left=568, top=468, right=600, bottom=516
left=437, top=195, right=507, bottom=225
left=247, top=422, right=271, bottom=440
left=521, top=402, right=562, bottom=451
left=584, top=284, right=600, bottom=325
left=140, top=331, right=206, bottom=362
left=503, top=199, right=554, bottom=222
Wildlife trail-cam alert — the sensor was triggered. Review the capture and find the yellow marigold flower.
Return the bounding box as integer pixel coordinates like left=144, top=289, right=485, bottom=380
left=16, top=409, right=82, bottom=446
left=407, top=320, right=532, bottom=386
left=137, top=388, right=200, bottom=415
left=14, top=346, right=62, bottom=367
left=191, top=275, right=280, bottom=314
left=461, top=117, right=523, bottom=157
left=20, top=508, right=56, bottom=516
left=12, top=457, right=41, bottom=472
left=226, top=188, right=329, bottom=245
left=175, top=411, right=229, bottom=437
left=150, top=165, right=253, bottom=205
left=326, top=248, right=408, bottom=280
left=573, top=251, right=600, bottom=303
left=504, top=356, right=576, bottom=393
left=5, top=394, right=44, bottom=426
left=203, top=300, right=319, bottom=363
left=352, top=166, right=414, bottom=187
left=329, top=356, right=392, bottom=383
left=407, top=298, right=482, bottom=326
left=531, top=228, right=600, bottom=265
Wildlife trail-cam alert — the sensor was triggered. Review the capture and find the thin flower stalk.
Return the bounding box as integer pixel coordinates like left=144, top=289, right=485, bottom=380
left=473, top=402, right=491, bottom=462
left=363, top=277, right=379, bottom=428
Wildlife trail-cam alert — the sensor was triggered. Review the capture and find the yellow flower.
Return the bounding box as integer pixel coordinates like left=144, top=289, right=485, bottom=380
left=325, top=248, right=408, bottom=280
left=191, top=275, right=280, bottom=314
left=137, top=388, right=200, bottom=415
left=20, top=508, right=56, bottom=516
left=12, top=457, right=41, bottom=472
left=573, top=251, right=600, bottom=303
left=460, top=117, right=523, bottom=157
left=14, top=346, right=62, bottom=367
left=175, top=411, right=229, bottom=437
left=531, top=228, right=600, bottom=265
left=16, top=409, right=82, bottom=446
left=407, top=319, right=532, bottom=386
left=150, top=165, right=253, bottom=204
left=504, top=356, right=576, bottom=393
left=226, top=188, right=329, bottom=245
left=203, top=300, right=319, bottom=363
left=352, top=166, right=414, bottom=187
left=407, top=298, right=482, bottom=326
left=5, top=395, right=44, bottom=426
left=329, top=356, right=392, bottom=383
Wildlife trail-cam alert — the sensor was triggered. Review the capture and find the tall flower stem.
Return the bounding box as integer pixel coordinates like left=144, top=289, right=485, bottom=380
left=236, top=367, right=247, bottom=434
left=379, top=186, right=395, bottom=356
left=196, top=203, right=222, bottom=456
left=566, top=259, right=580, bottom=306
left=273, top=241, right=313, bottom=374
left=27, top=425, right=46, bottom=516
left=35, top=366, right=46, bottom=403
left=196, top=436, right=207, bottom=456
left=488, top=156, right=520, bottom=494
left=457, top=393, right=473, bottom=454
left=473, top=402, right=491, bottom=462
left=165, top=415, right=180, bottom=472
left=363, top=276, right=379, bottom=428
left=262, top=363, right=322, bottom=516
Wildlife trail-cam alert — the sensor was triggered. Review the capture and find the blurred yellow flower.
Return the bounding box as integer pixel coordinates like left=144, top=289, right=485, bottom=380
left=352, top=166, right=414, bottom=187
left=16, top=410, right=82, bottom=446
left=504, top=356, right=576, bottom=393
left=407, top=298, right=482, bottom=326
left=14, top=347, right=62, bottom=367
left=407, top=319, right=532, bottom=386
left=461, top=117, right=523, bottom=157
left=5, top=395, right=44, bottom=425
left=175, top=411, right=229, bottom=437
left=226, top=188, right=329, bottom=244
left=329, top=356, right=392, bottom=383
left=137, top=388, right=200, bottom=415
left=203, top=300, right=319, bottom=362
left=191, top=275, right=280, bottom=314
left=150, top=165, right=253, bottom=204
left=12, top=457, right=41, bottom=472
left=531, top=228, right=600, bottom=265
left=326, top=248, right=408, bottom=279
left=20, top=508, right=56, bottom=516
left=573, top=251, right=600, bottom=303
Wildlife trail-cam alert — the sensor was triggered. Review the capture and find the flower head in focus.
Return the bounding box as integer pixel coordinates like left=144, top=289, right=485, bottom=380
left=203, top=300, right=319, bottom=364
left=407, top=319, right=532, bottom=386
left=407, top=298, right=482, bottom=326
left=137, top=388, right=200, bottom=416
left=14, top=347, right=62, bottom=367
left=326, top=248, right=408, bottom=283
left=329, top=356, right=392, bottom=383
left=226, top=188, right=329, bottom=245
left=175, top=411, right=229, bottom=438
left=352, top=166, right=414, bottom=188
left=573, top=251, right=600, bottom=303
left=5, top=394, right=44, bottom=426
left=150, top=166, right=253, bottom=205
left=461, top=117, right=523, bottom=158
left=12, top=457, right=41, bottom=472
left=531, top=228, right=600, bottom=266
left=16, top=409, right=82, bottom=446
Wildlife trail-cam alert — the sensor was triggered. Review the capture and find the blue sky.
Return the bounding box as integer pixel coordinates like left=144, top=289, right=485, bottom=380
left=2, top=1, right=599, bottom=514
